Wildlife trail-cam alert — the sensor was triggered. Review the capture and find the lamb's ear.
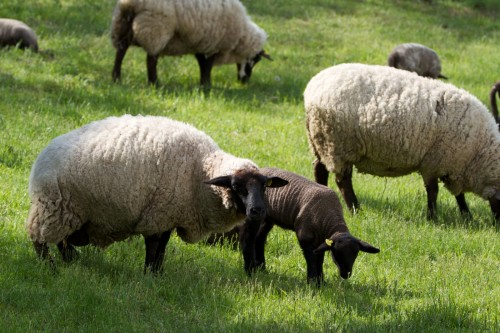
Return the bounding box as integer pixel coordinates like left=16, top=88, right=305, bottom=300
left=358, top=239, right=380, bottom=254
left=204, top=176, right=232, bottom=188
left=313, top=239, right=334, bottom=254
left=266, top=177, right=289, bottom=188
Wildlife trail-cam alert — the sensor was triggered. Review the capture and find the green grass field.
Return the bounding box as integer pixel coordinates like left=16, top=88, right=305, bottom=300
left=1, top=0, right=499, bottom=332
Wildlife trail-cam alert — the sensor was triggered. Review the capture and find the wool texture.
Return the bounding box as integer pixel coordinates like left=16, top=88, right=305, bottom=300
left=27, top=115, right=257, bottom=246
left=305, top=63, right=500, bottom=199
left=111, top=0, right=267, bottom=65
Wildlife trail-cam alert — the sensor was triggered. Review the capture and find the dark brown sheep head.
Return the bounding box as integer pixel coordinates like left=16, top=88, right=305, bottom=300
left=205, top=169, right=288, bottom=221
left=314, top=232, right=379, bottom=279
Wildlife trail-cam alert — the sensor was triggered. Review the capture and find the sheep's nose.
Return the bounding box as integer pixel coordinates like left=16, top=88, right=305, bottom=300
left=249, top=206, right=264, bottom=218
left=341, top=271, right=351, bottom=279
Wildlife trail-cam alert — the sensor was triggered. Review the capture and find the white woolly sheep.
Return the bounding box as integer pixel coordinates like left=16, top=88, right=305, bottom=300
left=111, top=0, right=271, bottom=87
left=0, top=18, right=38, bottom=52
left=305, top=63, right=500, bottom=222
left=388, top=43, right=446, bottom=79
left=210, top=167, right=380, bottom=286
left=490, top=81, right=500, bottom=129
left=26, top=115, right=288, bottom=273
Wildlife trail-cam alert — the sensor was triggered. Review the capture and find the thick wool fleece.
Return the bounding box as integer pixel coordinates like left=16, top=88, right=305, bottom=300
left=27, top=115, right=257, bottom=247
left=305, top=63, right=500, bottom=200
left=0, top=18, right=38, bottom=51
left=262, top=168, right=348, bottom=243
left=111, top=0, right=267, bottom=65
left=388, top=43, right=443, bottom=78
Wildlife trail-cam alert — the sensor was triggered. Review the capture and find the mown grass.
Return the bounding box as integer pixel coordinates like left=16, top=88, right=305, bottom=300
left=0, top=0, right=499, bottom=332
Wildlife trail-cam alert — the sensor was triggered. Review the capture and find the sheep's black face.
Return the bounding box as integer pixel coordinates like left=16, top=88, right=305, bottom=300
left=330, top=239, right=360, bottom=279
left=236, top=50, right=272, bottom=84
left=314, top=232, right=380, bottom=279
left=204, top=169, right=288, bottom=221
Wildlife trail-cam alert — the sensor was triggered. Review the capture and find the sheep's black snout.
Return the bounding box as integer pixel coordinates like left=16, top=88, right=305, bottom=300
left=248, top=206, right=265, bottom=220
left=340, top=271, right=351, bottom=279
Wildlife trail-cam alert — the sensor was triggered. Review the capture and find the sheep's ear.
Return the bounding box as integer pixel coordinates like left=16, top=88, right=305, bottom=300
left=204, top=176, right=232, bottom=188
left=313, top=239, right=334, bottom=254
left=358, top=239, right=380, bottom=254
left=266, top=177, right=288, bottom=188
left=260, top=50, right=272, bottom=61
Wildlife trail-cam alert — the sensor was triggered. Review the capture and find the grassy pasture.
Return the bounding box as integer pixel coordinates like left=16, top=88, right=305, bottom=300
left=0, top=0, right=499, bottom=331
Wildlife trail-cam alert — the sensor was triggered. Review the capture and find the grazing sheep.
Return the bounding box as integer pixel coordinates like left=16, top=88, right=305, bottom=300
left=213, top=168, right=380, bottom=286
left=26, top=115, right=288, bottom=273
left=305, top=63, right=500, bottom=221
left=388, top=43, right=446, bottom=79
left=111, top=0, right=271, bottom=87
left=0, top=18, right=38, bottom=52
left=490, top=81, right=500, bottom=129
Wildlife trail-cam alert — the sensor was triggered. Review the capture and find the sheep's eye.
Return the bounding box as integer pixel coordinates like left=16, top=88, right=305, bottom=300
left=233, top=184, right=247, bottom=195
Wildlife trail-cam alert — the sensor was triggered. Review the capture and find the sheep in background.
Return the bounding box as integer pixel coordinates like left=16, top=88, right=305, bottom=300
left=0, top=18, right=38, bottom=52
left=26, top=115, right=288, bottom=273
left=305, top=63, right=500, bottom=222
left=388, top=43, right=447, bottom=79
left=210, top=168, right=380, bottom=286
left=490, top=81, right=500, bottom=129
left=111, top=0, right=271, bottom=88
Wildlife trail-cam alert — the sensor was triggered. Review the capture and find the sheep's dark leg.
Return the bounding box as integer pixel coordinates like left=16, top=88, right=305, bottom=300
left=239, top=218, right=260, bottom=275
left=335, top=165, right=359, bottom=213
left=33, top=241, right=50, bottom=260
left=57, top=241, right=79, bottom=262
left=144, top=230, right=171, bottom=274
left=195, top=53, right=215, bottom=88
left=56, top=227, right=89, bottom=262
left=146, top=54, right=159, bottom=86
left=112, top=43, right=130, bottom=82
left=425, top=178, right=439, bottom=220
left=455, top=193, right=472, bottom=218
left=314, top=159, right=329, bottom=186
left=488, top=193, right=500, bottom=222
left=301, top=244, right=325, bottom=287
left=253, top=218, right=275, bottom=270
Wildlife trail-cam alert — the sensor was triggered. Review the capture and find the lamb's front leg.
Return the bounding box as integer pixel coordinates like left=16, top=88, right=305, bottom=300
left=253, top=218, right=275, bottom=270
left=301, top=242, right=325, bottom=287
left=239, top=218, right=260, bottom=275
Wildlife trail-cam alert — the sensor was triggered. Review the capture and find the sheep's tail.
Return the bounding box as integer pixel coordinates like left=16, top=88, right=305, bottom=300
left=490, top=81, right=500, bottom=128
left=111, top=0, right=137, bottom=50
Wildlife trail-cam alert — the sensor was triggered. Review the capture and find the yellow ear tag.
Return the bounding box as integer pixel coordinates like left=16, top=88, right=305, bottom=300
left=325, top=239, right=333, bottom=247
left=266, top=179, right=273, bottom=187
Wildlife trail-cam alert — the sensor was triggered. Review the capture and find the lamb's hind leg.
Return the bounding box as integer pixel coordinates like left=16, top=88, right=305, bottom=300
left=144, top=230, right=172, bottom=274
left=335, top=165, right=359, bottom=212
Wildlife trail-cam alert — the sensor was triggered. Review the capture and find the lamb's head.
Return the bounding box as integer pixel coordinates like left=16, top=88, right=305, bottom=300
left=314, top=232, right=379, bottom=279
left=205, top=168, right=288, bottom=221
left=236, top=50, right=272, bottom=84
